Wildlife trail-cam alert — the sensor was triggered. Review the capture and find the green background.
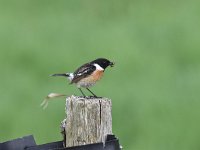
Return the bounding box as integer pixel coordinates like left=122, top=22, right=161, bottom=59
left=0, top=0, right=200, bottom=149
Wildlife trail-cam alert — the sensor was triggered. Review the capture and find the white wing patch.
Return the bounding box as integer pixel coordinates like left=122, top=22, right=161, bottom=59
left=77, top=70, right=88, bottom=76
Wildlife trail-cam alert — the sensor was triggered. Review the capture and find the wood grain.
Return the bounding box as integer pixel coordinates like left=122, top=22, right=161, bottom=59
left=61, top=95, right=112, bottom=147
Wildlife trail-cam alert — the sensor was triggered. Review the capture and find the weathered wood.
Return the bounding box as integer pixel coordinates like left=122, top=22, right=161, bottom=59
left=61, top=95, right=112, bottom=147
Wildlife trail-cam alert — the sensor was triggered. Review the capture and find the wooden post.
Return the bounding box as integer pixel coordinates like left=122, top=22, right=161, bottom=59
left=61, top=95, right=112, bottom=147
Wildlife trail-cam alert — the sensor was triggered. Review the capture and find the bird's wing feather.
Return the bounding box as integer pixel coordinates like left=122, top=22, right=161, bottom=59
left=71, top=63, right=96, bottom=84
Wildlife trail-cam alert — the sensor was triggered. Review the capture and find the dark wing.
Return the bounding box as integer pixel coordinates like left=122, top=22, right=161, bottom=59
left=71, top=63, right=96, bottom=84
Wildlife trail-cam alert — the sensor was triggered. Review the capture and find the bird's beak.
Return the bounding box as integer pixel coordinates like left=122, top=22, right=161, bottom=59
left=109, top=62, right=115, bottom=67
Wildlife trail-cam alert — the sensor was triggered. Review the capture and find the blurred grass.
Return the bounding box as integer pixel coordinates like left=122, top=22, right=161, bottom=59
left=0, top=0, right=200, bottom=149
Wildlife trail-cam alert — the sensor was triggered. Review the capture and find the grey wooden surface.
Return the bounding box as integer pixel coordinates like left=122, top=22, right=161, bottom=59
left=61, top=95, right=112, bottom=147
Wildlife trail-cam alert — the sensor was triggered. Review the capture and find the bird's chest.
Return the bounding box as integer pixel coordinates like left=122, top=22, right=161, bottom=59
left=77, top=70, right=104, bottom=88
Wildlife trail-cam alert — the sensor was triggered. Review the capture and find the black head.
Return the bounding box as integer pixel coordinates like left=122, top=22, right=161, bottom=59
left=91, top=58, right=114, bottom=69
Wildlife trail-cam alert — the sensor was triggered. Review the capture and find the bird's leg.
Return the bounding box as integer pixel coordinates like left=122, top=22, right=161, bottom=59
left=86, top=88, right=97, bottom=98
left=79, top=88, right=86, bottom=97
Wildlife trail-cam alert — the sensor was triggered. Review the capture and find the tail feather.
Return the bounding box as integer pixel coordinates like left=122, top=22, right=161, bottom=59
left=50, top=73, right=74, bottom=81
left=50, top=73, right=69, bottom=77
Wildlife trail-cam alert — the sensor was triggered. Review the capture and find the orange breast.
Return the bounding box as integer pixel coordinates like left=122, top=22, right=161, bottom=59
left=91, top=70, right=104, bottom=81
left=80, top=70, right=103, bottom=83
left=77, top=70, right=104, bottom=88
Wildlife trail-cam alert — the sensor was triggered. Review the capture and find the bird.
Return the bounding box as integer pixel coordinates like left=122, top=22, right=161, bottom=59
left=51, top=58, right=114, bottom=97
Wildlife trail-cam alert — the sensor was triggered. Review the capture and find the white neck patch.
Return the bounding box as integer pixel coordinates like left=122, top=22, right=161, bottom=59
left=94, top=63, right=104, bottom=71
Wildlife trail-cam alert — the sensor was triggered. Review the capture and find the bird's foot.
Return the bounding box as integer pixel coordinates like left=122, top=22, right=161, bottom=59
left=76, top=95, right=102, bottom=99
left=88, top=95, right=102, bottom=99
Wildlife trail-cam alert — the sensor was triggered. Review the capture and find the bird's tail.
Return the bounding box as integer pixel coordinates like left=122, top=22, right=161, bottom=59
left=51, top=73, right=69, bottom=77
left=50, top=73, right=74, bottom=81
